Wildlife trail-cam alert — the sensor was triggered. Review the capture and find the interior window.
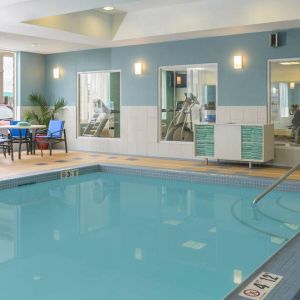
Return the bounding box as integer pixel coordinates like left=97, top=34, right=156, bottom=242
left=160, top=64, right=217, bottom=142
left=78, top=71, right=120, bottom=138
left=269, top=60, right=300, bottom=145
left=0, top=52, right=15, bottom=120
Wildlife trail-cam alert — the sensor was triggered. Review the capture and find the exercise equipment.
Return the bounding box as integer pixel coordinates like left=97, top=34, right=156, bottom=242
left=164, top=93, right=199, bottom=141
left=82, top=99, right=110, bottom=137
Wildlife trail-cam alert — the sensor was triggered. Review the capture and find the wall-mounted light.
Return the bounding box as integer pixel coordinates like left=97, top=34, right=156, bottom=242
left=176, top=76, right=182, bottom=85
left=290, top=82, right=295, bottom=89
left=134, top=62, right=143, bottom=75
left=53, top=67, right=60, bottom=79
left=233, top=55, right=243, bottom=69
left=272, top=87, right=277, bottom=95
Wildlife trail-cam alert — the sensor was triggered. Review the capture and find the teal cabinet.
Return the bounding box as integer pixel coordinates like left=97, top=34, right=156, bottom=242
left=241, top=126, right=263, bottom=160
left=194, top=124, right=274, bottom=165
left=194, top=125, right=214, bottom=157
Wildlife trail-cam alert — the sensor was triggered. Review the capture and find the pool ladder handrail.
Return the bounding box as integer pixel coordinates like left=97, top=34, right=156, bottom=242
left=253, top=162, right=300, bottom=205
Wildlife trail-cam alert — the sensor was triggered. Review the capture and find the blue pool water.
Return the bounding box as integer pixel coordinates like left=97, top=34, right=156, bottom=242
left=0, top=172, right=299, bottom=300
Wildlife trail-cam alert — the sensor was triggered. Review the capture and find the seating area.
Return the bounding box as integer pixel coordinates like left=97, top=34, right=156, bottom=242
left=0, top=120, right=67, bottom=160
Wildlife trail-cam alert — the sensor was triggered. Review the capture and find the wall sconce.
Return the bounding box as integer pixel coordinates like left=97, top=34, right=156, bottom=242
left=290, top=82, right=295, bottom=89
left=53, top=67, right=60, bottom=79
left=134, top=62, right=143, bottom=75
left=233, top=56, right=243, bottom=69
left=176, top=76, right=182, bottom=85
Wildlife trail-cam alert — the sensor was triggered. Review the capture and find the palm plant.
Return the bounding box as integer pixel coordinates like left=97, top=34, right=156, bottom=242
left=24, top=92, right=66, bottom=125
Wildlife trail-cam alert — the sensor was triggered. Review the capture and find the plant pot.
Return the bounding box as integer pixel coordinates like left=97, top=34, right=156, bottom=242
left=35, top=134, right=49, bottom=150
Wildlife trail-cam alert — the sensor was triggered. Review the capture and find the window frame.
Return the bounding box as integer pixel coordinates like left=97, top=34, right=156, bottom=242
left=268, top=57, right=300, bottom=147
left=0, top=51, right=16, bottom=120
left=76, top=69, right=122, bottom=140
left=158, top=63, right=218, bottom=143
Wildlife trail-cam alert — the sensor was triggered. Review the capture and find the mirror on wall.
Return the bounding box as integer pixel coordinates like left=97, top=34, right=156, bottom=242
left=159, top=64, right=217, bottom=142
left=77, top=71, right=120, bottom=138
left=269, top=59, right=300, bottom=145
left=0, top=52, right=15, bottom=121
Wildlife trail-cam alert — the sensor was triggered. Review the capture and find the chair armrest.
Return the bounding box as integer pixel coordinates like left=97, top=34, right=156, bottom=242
left=48, top=128, right=64, bottom=137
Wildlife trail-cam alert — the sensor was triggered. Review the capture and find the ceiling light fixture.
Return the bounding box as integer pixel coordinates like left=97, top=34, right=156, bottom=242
left=280, top=61, right=300, bottom=65
left=103, top=6, right=114, bottom=11
left=31, top=43, right=40, bottom=47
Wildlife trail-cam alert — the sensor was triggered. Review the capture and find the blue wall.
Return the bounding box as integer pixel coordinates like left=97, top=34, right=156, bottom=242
left=289, top=84, right=300, bottom=105
left=17, top=52, right=45, bottom=106
left=20, top=28, right=300, bottom=107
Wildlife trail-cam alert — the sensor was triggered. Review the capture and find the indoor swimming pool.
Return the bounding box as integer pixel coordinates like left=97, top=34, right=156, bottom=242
left=0, top=171, right=299, bottom=300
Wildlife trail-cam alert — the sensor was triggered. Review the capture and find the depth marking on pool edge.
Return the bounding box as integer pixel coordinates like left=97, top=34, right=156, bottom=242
left=239, top=272, right=283, bottom=300
left=61, top=169, right=79, bottom=179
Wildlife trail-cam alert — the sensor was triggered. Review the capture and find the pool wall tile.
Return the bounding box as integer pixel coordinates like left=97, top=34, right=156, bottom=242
left=0, top=163, right=300, bottom=193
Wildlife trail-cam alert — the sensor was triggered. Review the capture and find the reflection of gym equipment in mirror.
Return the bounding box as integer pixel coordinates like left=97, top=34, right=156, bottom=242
left=164, top=93, right=199, bottom=141
left=82, top=99, right=111, bottom=137
left=78, top=71, right=120, bottom=138
left=269, top=59, right=300, bottom=145
left=160, top=64, right=218, bottom=142
left=289, top=104, right=300, bottom=143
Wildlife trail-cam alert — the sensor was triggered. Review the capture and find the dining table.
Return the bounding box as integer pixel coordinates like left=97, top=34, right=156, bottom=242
left=0, top=124, right=47, bottom=159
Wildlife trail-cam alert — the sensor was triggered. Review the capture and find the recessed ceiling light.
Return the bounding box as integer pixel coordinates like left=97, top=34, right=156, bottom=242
left=103, top=6, right=114, bottom=11
left=31, top=43, right=40, bottom=47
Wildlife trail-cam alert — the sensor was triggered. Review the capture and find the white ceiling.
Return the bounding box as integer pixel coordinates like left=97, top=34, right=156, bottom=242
left=0, top=0, right=300, bottom=54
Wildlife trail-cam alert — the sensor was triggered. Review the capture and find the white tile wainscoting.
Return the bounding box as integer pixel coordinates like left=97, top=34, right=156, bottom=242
left=20, top=106, right=194, bottom=159
left=216, top=106, right=268, bottom=124
left=18, top=105, right=299, bottom=165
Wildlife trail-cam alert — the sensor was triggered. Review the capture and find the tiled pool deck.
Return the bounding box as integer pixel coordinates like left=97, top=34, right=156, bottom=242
left=0, top=150, right=300, bottom=300
left=0, top=150, right=300, bottom=181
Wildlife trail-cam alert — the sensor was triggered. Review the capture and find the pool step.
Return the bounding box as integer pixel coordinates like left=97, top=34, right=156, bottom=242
left=231, top=199, right=296, bottom=241
left=257, top=194, right=300, bottom=225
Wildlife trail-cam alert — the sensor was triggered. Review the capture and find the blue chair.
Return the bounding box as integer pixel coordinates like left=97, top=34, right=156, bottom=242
left=10, top=120, right=31, bottom=159
left=33, top=120, right=68, bottom=156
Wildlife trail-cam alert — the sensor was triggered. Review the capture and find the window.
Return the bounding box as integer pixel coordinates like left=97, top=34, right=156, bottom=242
left=159, top=64, right=217, bottom=142
left=269, top=59, right=300, bottom=145
left=0, top=52, right=15, bottom=120
left=77, top=71, right=120, bottom=138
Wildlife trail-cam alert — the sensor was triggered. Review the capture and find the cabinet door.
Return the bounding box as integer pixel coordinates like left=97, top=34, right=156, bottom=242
left=214, top=125, right=241, bottom=160
left=241, top=126, right=263, bottom=160
left=195, top=125, right=214, bottom=157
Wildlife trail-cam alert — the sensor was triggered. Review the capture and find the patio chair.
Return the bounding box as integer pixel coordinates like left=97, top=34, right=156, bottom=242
left=33, top=120, right=68, bottom=156
left=10, top=120, right=31, bottom=159
left=0, top=133, right=13, bottom=161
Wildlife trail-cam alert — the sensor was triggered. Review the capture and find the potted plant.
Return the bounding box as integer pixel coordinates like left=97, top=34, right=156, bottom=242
left=24, top=92, right=67, bottom=149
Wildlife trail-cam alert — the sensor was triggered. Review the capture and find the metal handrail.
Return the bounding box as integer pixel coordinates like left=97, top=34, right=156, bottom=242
left=253, top=162, right=300, bottom=205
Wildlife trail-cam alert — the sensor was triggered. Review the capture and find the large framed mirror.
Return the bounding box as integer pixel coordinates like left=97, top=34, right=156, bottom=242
left=77, top=70, right=120, bottom=138
left=159, top=63, right=217, bottom=142
left=269, top=59, right=300, bottom=145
